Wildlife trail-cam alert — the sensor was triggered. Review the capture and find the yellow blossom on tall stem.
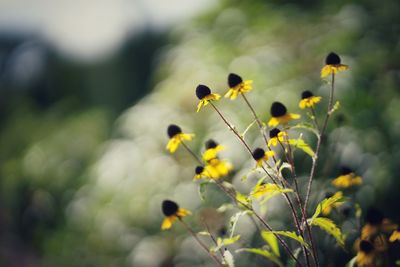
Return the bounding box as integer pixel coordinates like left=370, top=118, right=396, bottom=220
left=204, top=158, right=232, bottom=179
left=267, top=128, right=287, bottom=147
left=224, top=73, right=253, bottom=100
left=202, top=139, right=225, bottom=161
left=196, top=84, right=221, bottom=112
left=361, top=208, right=398, bottom=239
left=331, top=166, right=362, bottom=188
left=321, top=52, right=349, bottom=78
left=267, top=102, right=300, bottom=127
left=161, top=200, right=191, bottom=230
left=356, top=240, right=376, bottom=267
left=299, top=90, right=322, bottom=109
left=252, top=147, right=275, bottom=167
left=166, top=124, right=194, bottom=153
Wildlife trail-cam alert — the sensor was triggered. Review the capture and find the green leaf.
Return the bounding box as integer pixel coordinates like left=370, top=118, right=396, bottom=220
left=290, top=123, right=319, bottom=139
left=235, top=191, right=250, bottom=207
left=308, top=217, right=345, bottom=247
left=345, top=256, right=357, bottom=267
left=262, top=231, right=309, bottom=249
left=251, top=183, right=293, bottom=204
left=236, top=248, right=283, bottom=267
left=311, top=193, right=345, bottom=221
left=330, top=101, right=340, bottom=113
left=286, top=248, right=302, bottom=267
left=212, top=235, right=241, bottom=252
left=261, top=231, right=280, bottom=257
left=288, top=138, right=315, bottom=157
left=197, top=231, right=211, bottom=236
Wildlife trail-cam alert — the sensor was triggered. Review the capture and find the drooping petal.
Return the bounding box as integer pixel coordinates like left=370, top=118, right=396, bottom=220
left=161, top=216, right=176, bottom=230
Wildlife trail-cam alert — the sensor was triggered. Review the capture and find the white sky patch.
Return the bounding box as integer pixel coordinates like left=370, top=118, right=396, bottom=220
left=0, top=0, right=216, bottom=61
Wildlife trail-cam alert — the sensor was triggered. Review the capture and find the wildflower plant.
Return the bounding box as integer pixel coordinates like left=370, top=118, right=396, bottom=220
left=160, top=53, right=400, bottom=266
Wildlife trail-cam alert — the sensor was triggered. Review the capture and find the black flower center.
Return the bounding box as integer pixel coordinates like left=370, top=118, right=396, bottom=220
left=269, top=128, right=281, bottom=138
left=228, top=73, right=243, bottom=88
left=195, top=166, right=204, bottom=175
left=252, top=148, right=265, bottom=161
left=301, top=90, right=314, bottom=99
left=162, top=200, right=179, bottom=216
left=325, top=52, right=341, bottom=65
left=205, top=139, right=218, bottom=149
left=270, top=102, right=287, bottom=117
left=359, top=240, right=374, bottom=254
left=167, top=124, right=182, bottom=138
left=325, top=191, right=334, bottom=198
left=365, top=208, right=384, bottom=225
left=340, top=166, right=353, bottom=175
left=196, top=84, right=211, bottom=100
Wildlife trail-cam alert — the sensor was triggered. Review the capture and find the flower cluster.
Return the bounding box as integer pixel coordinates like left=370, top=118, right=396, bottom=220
left=159, top=53, right=399, bottom=267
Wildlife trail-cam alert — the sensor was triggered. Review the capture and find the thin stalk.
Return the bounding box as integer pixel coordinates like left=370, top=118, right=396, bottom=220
left=209, top=101, right=253, bottom=154
left=310, top=107, right=320, bottom=132
left=208, top=100, right=307, bottom=266
left=202, top=220, right=225, bottom=258
left=304, top=73, right=336, bottom=213
left=181, top=141, right=203, bottom=165
left=279, top=140, right=318, bottom=267
left=215, top=181, right=303, bottom=267
left=179, top=219, right=225, bottom=267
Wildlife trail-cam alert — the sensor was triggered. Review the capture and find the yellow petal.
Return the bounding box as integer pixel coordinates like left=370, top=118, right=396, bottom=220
left=268, top=117, right=279, bottom=127
left=166, top=137, right=180, bottom=153
left=161, top=216, right=176, bottom=230
left=177, top=208, right=192, bottom=217
left=321, top=65, right=332, bottom=78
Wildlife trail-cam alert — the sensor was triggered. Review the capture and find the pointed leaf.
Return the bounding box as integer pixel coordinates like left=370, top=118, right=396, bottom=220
left=288, top=138, right=315, bottom=157
left=311, top=193, right=345, bottom=221
left=262, top=231, right=309, bottom=249
left=308, top=217, right=345, bottom=247
left=212, top=235, right=241, bottom=252
left=261, top=231, right=280, bottom=257
left=290, top=123, right=319, bottom=138
left=236, top=248, right=283, bottom=267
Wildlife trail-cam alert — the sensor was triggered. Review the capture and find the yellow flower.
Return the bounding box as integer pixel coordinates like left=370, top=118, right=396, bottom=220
left=224, top=73, right=253, bottom=100
left=361, top=208, right=398, bottom=239
left=331, top=166, right=362, bottom=188
left=202, top=139, right=225, bottom=161
left=161, top=200, right=191, bottom=230
left=356, top=240, right=376, bottom=267
left=321, top=191, right=344, bottom=216
left=267, top=128, right=287, bottom=147
left=321, top=52, right=349, bottom=78
left=166, top=124, right=194, bottom=153
left=299, top=90, right=322, bottom=109
left=267, top=102, right=300, bottom=127
left=389, top=228, right=400, bottom=242
left=252, top=148, right=275, bottom=167
left=204, top=158, right=232, bottom=180
left=196, top=84, right=221, bottom=112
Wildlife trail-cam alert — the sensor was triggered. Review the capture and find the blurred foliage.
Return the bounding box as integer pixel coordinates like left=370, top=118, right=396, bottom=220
left=1, top=0, right=400, bottom=266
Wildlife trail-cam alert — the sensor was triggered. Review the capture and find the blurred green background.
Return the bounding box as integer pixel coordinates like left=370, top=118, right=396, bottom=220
left=0, top=0, right=399, bottom=266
